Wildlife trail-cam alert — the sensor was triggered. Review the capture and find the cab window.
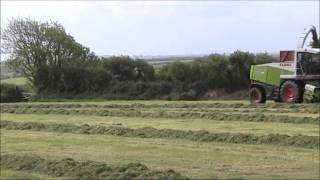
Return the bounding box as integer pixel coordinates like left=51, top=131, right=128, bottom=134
left=297, top=52, right=320, bottom=75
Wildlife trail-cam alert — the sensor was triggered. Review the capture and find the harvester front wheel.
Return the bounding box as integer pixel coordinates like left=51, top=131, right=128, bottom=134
left=280, top=80, right=301, bottom=103
left=250, top=87, right=266, bottom=104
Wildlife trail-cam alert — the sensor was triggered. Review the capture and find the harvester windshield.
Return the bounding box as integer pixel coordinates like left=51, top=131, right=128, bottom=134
left=297, top=52, right=320, bottom=75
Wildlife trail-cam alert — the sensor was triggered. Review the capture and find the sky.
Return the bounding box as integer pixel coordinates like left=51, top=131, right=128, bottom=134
left=1, top=1, right=319, bottom=56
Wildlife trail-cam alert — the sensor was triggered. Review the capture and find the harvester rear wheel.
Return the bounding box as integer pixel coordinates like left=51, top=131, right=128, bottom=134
left=250, top=87, right=266, bottom=104
left=280, top=80, right=301, bottom=103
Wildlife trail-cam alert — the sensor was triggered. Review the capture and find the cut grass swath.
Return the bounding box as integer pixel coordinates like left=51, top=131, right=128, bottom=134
left=1, top=102, right=319, bottom=113
left=1, top=120, right=318, bottom=148
left=1, top=153, right=188, bottom=180
left=1, top=107, right=318, bottom=124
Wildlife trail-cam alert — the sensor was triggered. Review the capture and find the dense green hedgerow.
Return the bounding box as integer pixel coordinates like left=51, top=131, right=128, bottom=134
left=0, top=153, right=188, bottom=180
left=0, top=83, right=23, bottom=103
left=1, top=120, right=318, bottom=148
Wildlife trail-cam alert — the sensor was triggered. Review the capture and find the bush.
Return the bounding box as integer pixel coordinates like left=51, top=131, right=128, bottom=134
left=105, top=81, right=174, bottom=99
left=0, top=83, right=23, bottom=102
left=156, top=51, right=277, bottom=95
left=7, top=50, right=278, bottom=100
left=102, top=56, right=155, bottom=82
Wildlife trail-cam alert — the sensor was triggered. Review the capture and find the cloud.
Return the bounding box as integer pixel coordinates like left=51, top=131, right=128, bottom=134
left=1, top=1, right=319, bottom=55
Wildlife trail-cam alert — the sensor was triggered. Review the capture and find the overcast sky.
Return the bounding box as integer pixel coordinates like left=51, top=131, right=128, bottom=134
left=1, top=1, right=319, bottom=56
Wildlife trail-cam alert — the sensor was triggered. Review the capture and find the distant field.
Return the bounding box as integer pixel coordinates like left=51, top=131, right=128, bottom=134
left=0, top=100, right=319, bottom=179
left=0, top=77, right=27, bottom=86
left=147, top=59, right=194, bottom=69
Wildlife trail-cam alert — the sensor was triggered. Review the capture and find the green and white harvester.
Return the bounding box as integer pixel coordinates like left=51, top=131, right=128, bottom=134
left=249, top=26, right=320, bottom=103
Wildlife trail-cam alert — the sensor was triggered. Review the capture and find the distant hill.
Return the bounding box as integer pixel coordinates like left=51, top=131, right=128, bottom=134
left=101, top=54, right=206, bottom=61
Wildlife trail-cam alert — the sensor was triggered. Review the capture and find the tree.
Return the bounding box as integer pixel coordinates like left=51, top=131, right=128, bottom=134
left=133, top=59, right=155, bottom=81
left=102, top=56, right=135, bottom=81
left=255, top=52, right=277, bottom=64
left=158, top=62, right=192, bottom=82
left=102, top=56, right=155, bottom=82
left=229, top=50, right=255, bottom=88
left=1, top=18, right=97, bottom=93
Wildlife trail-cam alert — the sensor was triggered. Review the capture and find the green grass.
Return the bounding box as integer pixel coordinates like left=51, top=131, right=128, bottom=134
left=3, top=120, right=318, bottom=148
left=1, top=100, right=319, bottom=179
left=2, top=113, right=319, bottom=136
left=0, top=167, right=53, bottom=180
left=3, top=100, right=318, bottom=111
left=1, top=129, right=319, bottom=179
left=1, top=153, right=186, bottom=179
left=0, top=77, right=27, bottom=86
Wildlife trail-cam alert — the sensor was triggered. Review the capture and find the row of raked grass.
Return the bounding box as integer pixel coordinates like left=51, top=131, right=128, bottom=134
left=1, top=130, right=319, bottom=179
left=1, top=107, right=318, bottom=124
left=2, top=102, right=319, bottom=112
left=2, top=120, right=318, bottom=148
left=1, top=153, right=186, bottom=180
left=0, top=167, right=54, bottom=180
left=2, top=105, right=319, bottom=116
left=2, top=113, right=318, bottom=136
left=1, top=101, right=319, bottom=179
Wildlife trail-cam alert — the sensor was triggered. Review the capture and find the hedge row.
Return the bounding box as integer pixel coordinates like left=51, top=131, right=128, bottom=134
left=0, top=153, right=187, bottom=180
left=1, top=107, right=318, bottom=124
left=0, top=83, right=24, bottom=103
left=1, top=120, right=318, bottom=148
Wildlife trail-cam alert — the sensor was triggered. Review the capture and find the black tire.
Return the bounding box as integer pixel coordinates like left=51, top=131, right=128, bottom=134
left=250, top=87, right=266, bottom=104
left=280, top=80, right=302, bottom=103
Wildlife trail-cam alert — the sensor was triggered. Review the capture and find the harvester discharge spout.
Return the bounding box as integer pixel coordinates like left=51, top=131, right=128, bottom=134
left=297, top=25, right=318, bottom=48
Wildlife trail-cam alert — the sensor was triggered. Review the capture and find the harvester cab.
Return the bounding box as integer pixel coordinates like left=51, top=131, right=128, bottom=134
left=249, top=26, right=320, bottom=103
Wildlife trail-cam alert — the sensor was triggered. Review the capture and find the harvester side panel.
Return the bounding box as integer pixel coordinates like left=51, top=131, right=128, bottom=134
left=250, top=64, right=293, bottom=87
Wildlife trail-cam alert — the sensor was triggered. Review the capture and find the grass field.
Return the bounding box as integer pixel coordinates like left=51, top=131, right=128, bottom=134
left=0, top=168, right=53, bottom=180
left=0, top=100, right=319, bottom=179
left=0, top=77, right=28, bottom=86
